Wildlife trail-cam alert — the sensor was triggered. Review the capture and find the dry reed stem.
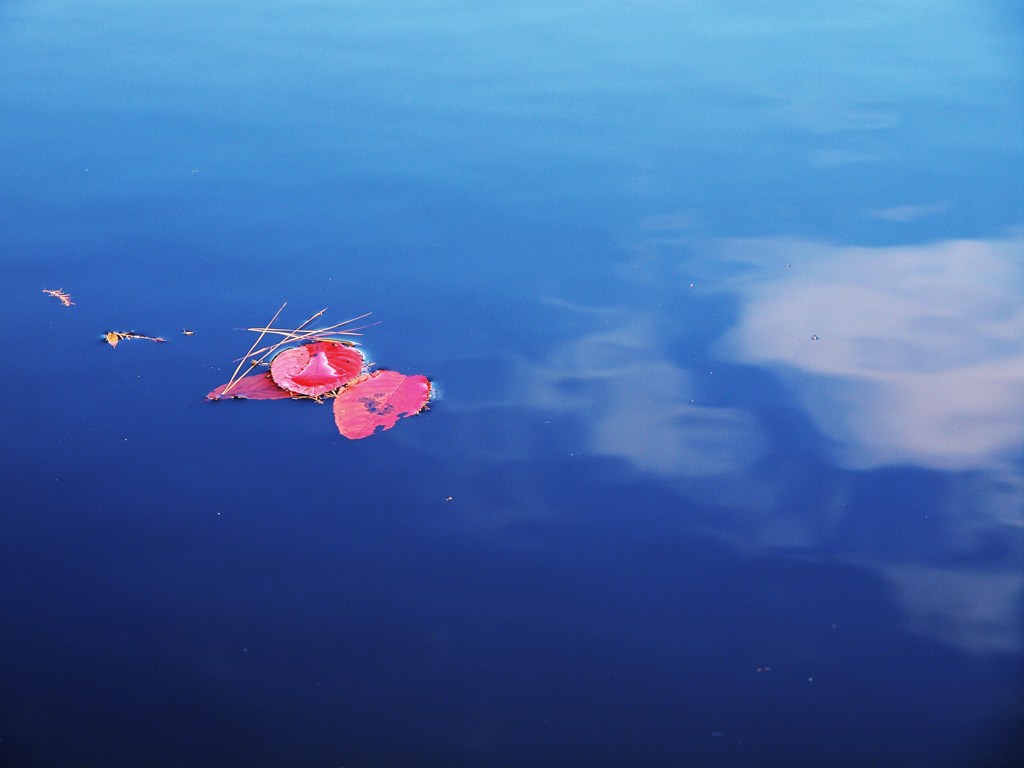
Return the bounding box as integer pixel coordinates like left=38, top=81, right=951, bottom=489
left=221, top=302, right=286, bottom=395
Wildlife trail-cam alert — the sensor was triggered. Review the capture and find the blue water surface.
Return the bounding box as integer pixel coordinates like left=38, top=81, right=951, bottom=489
left=1, top=2, right=1022, bottom=766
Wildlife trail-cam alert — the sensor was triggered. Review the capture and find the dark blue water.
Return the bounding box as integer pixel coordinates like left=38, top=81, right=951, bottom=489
left=2, top=2, right=1022, bottom=766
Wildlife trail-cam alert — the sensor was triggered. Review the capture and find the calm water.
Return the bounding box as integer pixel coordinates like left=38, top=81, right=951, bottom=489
left=2, top=2, right=1022, bottom=766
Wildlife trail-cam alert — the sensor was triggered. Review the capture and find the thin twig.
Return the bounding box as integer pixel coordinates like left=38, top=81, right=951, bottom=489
left=240, top=327, right=368, bottom=361
left=245, top=312, right=373, bottom=336
left=239, top=307, right=330, bottom=371
left=235, top=315, right=377, bottom=363
left=222, top=302, right=286, bottom=395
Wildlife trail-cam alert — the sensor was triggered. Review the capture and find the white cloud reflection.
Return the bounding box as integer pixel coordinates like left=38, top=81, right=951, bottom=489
left=448, top=232, right=1023, bottom=653
left=520, top=313, right=765, bottom=478
left=710, top=233, right=1024, bottom=653
left=885, top=564, right=1023, bottom=654
left=719, top=234, right=1024, bottom=471
left=867, top=201, right=950, bottom=222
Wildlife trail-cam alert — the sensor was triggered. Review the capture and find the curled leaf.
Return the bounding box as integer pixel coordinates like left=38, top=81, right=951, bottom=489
left=332, top=370, right=431, bottom=439
left=270, top=341, right=364, bottom=397
left=211, top=305, right=373, bottom=401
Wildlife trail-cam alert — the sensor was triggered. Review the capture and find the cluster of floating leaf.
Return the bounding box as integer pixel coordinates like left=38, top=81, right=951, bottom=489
left=42, top=290, right=431, bottom=440
left=205, top=304, right=431, bottom=440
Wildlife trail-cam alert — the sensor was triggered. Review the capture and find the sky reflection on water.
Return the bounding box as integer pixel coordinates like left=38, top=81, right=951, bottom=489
left=1, top=1, right=1022, bottom=765
left=722, top=233, right=1024, bottom=472
left=463, top=225, right=1024, bottom=659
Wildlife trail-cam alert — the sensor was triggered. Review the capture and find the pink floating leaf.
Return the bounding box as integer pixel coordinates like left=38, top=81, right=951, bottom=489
left=270, top=341, right=364, bottom=397
left=207, top=372, right=293, bottom=400
left=332, top=370, right=431, bottom=439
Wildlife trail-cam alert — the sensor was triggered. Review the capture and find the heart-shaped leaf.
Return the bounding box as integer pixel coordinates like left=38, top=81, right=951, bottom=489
left=332, top=370, right=431, bottom=439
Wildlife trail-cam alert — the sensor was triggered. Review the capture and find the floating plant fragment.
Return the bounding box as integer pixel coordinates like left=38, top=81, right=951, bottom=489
left=207, top=305, right=429, bottom=440
left=207, top=372, right=293, bottom=400
left=210, top=303, right=372, bottom=398
left=270, top=341, right=364, bottom=397
left=42, top=288, right=74, bottom=307
left=332, top=370, right=431, bottom=439
left=104, top=331, right=167, bottom=348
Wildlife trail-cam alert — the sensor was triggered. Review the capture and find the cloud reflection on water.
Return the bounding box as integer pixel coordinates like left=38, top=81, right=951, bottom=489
left=714, top=231, right=1024, bottom=652
left=719, top=233, right=1024, bottom=471
left=887, top=562, right=1022, bottom=654
left=520, top=313, right=766, bottom=478
left=482, top=230, right=1024, bottom=654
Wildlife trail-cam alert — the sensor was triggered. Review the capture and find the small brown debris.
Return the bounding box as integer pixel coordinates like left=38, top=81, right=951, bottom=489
left=104, top=331, right=167, bottom=348
left=42, top=288, right=74, bottom=307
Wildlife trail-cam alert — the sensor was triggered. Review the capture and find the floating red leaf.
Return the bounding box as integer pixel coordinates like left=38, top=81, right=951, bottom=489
left=332, top=370, right=431, bottom=439
left=207, top=372, right=293, bottom=400
left=270, top=341, right=364, bottom=397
